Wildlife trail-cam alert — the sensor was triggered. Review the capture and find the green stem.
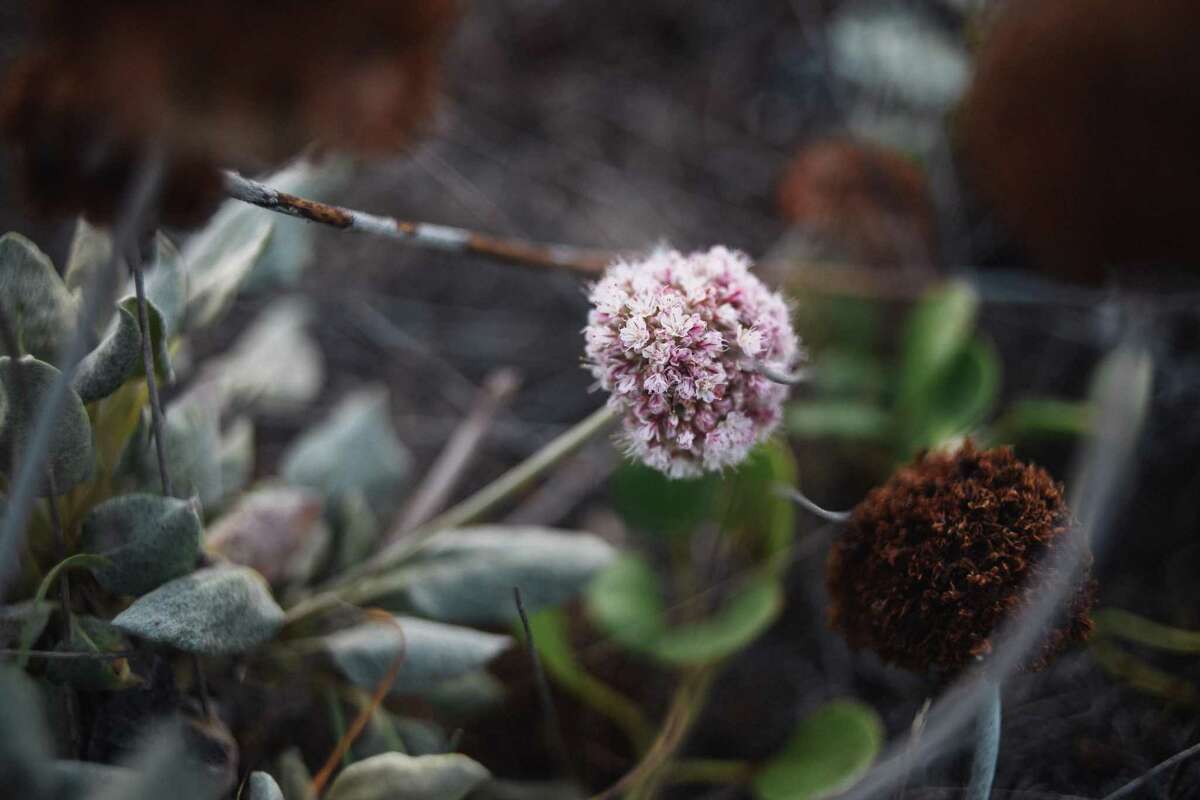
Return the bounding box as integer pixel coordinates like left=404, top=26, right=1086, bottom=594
left=967, top=680, right=1002, bottom=800
left=286, top=404, right=617, bottom=622
left=16, top=553, right=111, bottom=668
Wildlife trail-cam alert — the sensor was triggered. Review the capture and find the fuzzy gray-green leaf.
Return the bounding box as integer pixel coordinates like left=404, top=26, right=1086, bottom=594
left=112, top=565, right=284, bottom=655
left=281, top=388, right=411, bottom=512
left=321, top=616, right=512, bottom=695
left=81, top=493, right=202, bottom=595
left=0, top=232, right=77, bottom=363
left=393, top=527, right=616, bottom=624
left=0, top=356, right=94, bottom=492
left=325, top=753, right=489, bottom=800
left=245, top=771, right=285, bottom=800
left=73, top=305, right=141, bottom=403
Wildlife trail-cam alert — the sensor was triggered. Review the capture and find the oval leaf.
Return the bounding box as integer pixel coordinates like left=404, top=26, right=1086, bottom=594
left=321, top=615, right=512, bottom=695
left=585, top=553, right=666, bottom=650
left=753, top=700, right=884, bottom=800
left=183, top=211, right=273, bottom=330
left=651, top=575, right=783, bottom=665
left=325, top=753, right=489, bottom=800
left=244, top=772, right=284, bottom=800
left=609, top=462, right=718, bottom=538
left=0, top=232, right=77, bottom=363
left=898, top=280, right=977, bottom=408
left=73, top=305, right=141, bottom=404
left=396, top=527, right=616, bottom=624
left=0, top=356, right=94, bottom=492
left=281, top=388, right=411, bottom=512
left=81, top=493, right=202, bottom=595
left=112, top=565, right=284, bottom=654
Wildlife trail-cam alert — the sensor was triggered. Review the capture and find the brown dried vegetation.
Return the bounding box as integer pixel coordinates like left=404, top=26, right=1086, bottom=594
left=827, top=443, right=1095, bottom=674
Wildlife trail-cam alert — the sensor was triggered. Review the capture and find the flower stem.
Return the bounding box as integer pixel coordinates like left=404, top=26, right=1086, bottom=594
left=967, top=680, right=1001, bottom=800
left=285, top=404, right=617, bottom=622
left=223, top=170, right=613, bottom=275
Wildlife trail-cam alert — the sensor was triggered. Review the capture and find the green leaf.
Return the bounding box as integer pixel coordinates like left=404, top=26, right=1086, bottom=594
left=319, top=615, right=512, bottom=695
left=325, top=753, right=490, bottom=800
left=119, top=295, right=172, bottom=382
left=182, top=206, right=273, bottom=330
left=989, top=398, right=1091, bottom=444
left=218, top=416, right=256, bottom=505
left=609, top=461, right=718, bottom=538
left=281, top=388, right=411, bottom=513
left=721, top=440, right=797, bottom=572
left=64, top=218, right=113, bottom=299
left=0, top=232, right=77, bottom=363
left=244, top=772, right=285, bottom=800
left=812, top=349, right=888, bottom=399
left=73, top=305, right=141, bottom=403
left=19, top=552, right=112, bottom=667
left=0, top=666, right=53, bottom=797
left=898, top=280, right=978, bottom=408
left=207, top=297, right=323, bottom=413
left=156, top=383, right=224, bottom=510
left=651, top=576, right=783, bottom=665
left=424, top=670, right=507, bottom=719
left=1094, top=608, right=1200, bottom=654
left=142, top=232, right=187, bottom=338
left=393, top=527, right=616, bottom=624
left=527, top=608, right=653, bottom=749
left=786, top=401, right=889, bottom=440
left=0, top=356, right=94, bottom=492
left=112, top=565, right=284, bottom=655
left=585, top=553, right=666, bottom=650
left=901, top=337, right=999, bottom=454
left=753, top=700, right=884, bottom=800
left=206, top=485, right=326, bottom=587
left=81, top=493, right=202, bottom=595
left=45, top=615, right=140, bottom=691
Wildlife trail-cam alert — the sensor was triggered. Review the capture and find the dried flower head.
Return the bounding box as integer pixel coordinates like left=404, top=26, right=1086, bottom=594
left=584, top=247, right=801, bottom=478
left=826, top=443, right=1095, bottom=673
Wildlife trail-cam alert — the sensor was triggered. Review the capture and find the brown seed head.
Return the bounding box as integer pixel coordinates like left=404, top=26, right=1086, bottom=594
left=826, top=443, right=1095, bottom=674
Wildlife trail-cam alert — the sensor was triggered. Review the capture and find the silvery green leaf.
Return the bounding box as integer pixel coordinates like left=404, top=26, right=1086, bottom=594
left=218, top=416, right=255, bottom=503
left=0, top=666, right=53, bottom=798
left=0, top=356, right=94, bottom=493
left=142, top=233, right=187, bottom=338
left=242, top=158, right=352, bottom=291
left=207, top=297, right=323, bottom=413
left=112, top=565, right=284, bottom=655
left=330, top=490, right=381, bottom=574
left=0, top=232, right=77, bottom=363
left=0, top=600, right=52, bottom=648
left=425, top=670, right=507, bottom=718
left=394, top=528, right=616, bottom=624
left=118, top=296, right=172, bottom=383
left=64, top=218, right=113, bottom=298
left=320, top=615, right=512, bottom=695
left=206, top=486, right=326, bottom=587
left=158, top=382, right=224, bottom=510
left=81, top=493, right=201, bottom=595
left=243, top=772, right=284, bottom=800
left=325, top=753, right=489, bottom=800
left=182, top=208, right=273, bottom=331
left=73, top=305, right=141, bottom=403
left=281, top=388, right=411, bottom=512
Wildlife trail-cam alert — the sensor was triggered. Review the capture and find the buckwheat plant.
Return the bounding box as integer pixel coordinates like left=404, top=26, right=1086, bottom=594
left=584, top=246, right=802, bottom=478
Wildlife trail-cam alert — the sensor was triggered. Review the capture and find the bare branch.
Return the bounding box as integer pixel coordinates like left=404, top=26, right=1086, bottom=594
left=223, top=170, right=613, bottom=275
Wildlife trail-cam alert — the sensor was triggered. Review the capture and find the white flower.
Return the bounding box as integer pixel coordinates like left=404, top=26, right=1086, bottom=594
left=584, top=246, right=802, bottom=477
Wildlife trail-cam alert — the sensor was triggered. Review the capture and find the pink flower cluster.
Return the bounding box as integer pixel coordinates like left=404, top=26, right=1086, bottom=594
left=584, top=246, right=801, bottom=478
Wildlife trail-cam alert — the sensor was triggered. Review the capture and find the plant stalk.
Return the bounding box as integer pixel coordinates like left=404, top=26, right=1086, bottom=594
left=966, top=680, right=1001, bottom=800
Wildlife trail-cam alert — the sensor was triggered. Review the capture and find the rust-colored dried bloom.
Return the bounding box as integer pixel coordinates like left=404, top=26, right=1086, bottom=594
left=0, top=0, right=457, bottom=225
left=826, top=443, right=1095, bottom=674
